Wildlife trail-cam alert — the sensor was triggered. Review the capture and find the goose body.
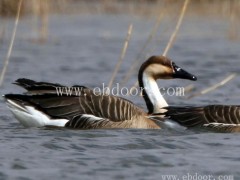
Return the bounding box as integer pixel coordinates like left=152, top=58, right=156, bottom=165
left=4, top=56, right=196, bottom=129
left=161, top=105, right=240, bottom=132
left=4, top=87, right=157, bottom=129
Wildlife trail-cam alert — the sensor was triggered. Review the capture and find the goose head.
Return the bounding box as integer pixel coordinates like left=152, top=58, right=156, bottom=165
left=138, top=55, right=197, bottom=114
left=139, top=56, right=197, bottom=81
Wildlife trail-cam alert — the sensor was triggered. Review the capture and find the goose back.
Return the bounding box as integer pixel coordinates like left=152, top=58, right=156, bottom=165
left=163, top=105, right=240, bottom=127
left=7, top=79, right=147, bottom=122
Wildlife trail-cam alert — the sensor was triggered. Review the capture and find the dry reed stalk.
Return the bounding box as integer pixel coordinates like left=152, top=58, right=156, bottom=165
left=228, top=1, right=238, bottom=41
left=182, top=84, right=195, bottom=93
left=31, top=0, right=49, bottom=43
left=39, top=0, right=49, bottom=42
left=0, top=25, right=5, bottom=45
left=31, top=0, right=39, bottom=38
left=128, top=0, right=190, bottom=90
left=120, top=12, right=164, bottom=87
left=0, top=0, right=22, bottom=87
left=108, top=24, right=133, bottom=89
left=187, top=73, right=236, bottom=99
left=162, top=0, right=190, bottom=56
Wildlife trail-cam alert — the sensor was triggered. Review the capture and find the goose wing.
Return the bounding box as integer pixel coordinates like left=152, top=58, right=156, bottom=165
left=14, top=78, right=87, bottom=95
left=6, top=78, right=144, bottom=122
left=162, top=105, right=240, bottom=127
left=65, top=114, right=136, bottom=129
left=203, top=123, right=240, bottom=133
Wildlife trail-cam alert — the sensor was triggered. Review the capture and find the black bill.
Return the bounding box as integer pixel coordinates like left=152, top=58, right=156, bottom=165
left=172, top=62, right=197, bottom=81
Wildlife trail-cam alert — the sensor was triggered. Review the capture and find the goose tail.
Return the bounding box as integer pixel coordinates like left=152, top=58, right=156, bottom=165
left=3, top=94, right=68, bottom=127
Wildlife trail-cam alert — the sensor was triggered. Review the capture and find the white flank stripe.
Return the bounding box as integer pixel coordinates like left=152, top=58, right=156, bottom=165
left=204, top=123, right=240, bottom=127
left=81, top=114, right=104, bottom=121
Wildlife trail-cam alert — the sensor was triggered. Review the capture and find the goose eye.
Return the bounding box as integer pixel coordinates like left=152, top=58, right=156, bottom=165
left=176, top=67, right=181, bottom=71
left=172, top=62, right=181, bottom=73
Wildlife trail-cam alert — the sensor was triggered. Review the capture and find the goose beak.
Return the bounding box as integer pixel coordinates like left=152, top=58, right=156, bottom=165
left=172, top=63, right=197, bottom=81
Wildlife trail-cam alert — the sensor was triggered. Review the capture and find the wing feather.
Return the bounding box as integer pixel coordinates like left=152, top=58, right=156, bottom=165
left=163, top=105, right=240, bottom=127
left=5, top=79, right=145, bottom=122
left=203, top=123, right=240, bottom=133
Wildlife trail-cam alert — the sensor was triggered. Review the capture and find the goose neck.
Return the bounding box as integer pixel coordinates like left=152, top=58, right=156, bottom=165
left=138, top=72, right=168, bottom=114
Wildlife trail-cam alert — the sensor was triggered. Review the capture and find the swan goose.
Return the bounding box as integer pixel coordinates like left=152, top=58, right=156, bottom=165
left=3, top=56, right=196, bottom=129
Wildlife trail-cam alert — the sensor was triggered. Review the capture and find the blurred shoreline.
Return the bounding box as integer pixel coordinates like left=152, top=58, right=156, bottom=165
left=0, top=0, right=239, bottom=43
left=0, top=0, right=239, bottom=19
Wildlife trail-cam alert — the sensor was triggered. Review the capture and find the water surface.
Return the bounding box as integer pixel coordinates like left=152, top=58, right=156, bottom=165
left=0, top=14, right=239, bottom=180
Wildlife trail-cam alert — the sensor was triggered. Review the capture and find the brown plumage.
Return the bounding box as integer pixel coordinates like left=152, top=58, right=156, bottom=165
left=161, top=105, right=240, bottom=132
left=5, top=85, right=159, bottom=129
left=4, top=56, right=197, bottom=129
